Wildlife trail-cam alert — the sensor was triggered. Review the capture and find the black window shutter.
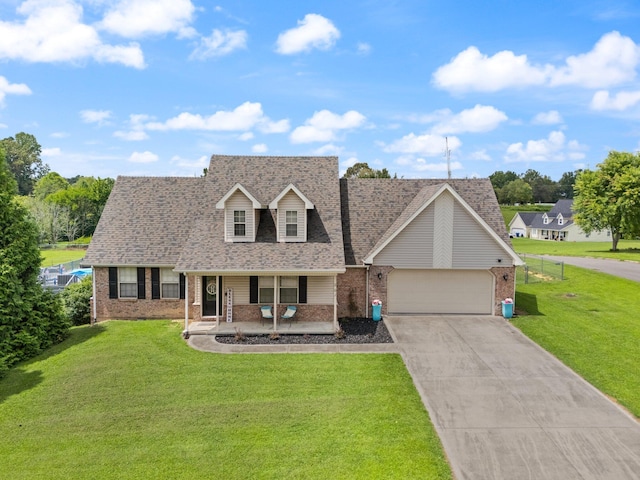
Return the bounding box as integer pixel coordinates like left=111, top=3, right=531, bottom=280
left=180, top=274, right=186, bottom=300
left=109, top=267, right=118, bottom=299
left=299, top=276, right=307, bottom=304
left=249, top=276, right=258, bottom=304
left=151, top=268, right=160, bottom=299
left=137, top=267, right=146, bottom=299
left=218, top=276, right=223, bottom=313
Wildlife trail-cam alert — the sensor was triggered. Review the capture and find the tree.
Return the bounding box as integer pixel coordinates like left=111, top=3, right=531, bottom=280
left=573, top=151, right=640, bottom=251
left=34, top=172, right=69, bottom=200
left=343, top=162, right=393, bottom=179
left=499, top=179, right=533, bottom=205
left=60, top=276, right=93, bottom=325
left=557, top=170, right=581, bottom=199
left=521, top=169, right=558, bottom=203
left=489, top=170, right=519, bottom=190
left=0, top=132, right=49, bottom=195
left=0, top=146, right=69, bottom=377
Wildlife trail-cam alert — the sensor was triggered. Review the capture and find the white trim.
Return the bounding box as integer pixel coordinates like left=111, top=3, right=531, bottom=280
left=268, top=183, right=314, bottom=209
left=176, top=268, right=346, bottom=276
left=215, top=183, right=263, bottom=209
left=363, top=183, right=524, bottom=266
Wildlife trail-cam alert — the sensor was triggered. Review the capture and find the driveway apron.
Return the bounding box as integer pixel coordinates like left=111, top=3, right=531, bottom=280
left=385, top=315, right=640, bottom=480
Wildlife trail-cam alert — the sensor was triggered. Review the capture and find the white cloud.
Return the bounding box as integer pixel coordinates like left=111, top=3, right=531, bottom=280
left=357, top=42, right=371, bottom=55
left=238, top=132, right=254, bottom=141
left=170, top=154, right=208, bottom=170
left=290, top=109, right=365, bottom=143
left=0, top=75, right=31, bottom=106
left=433, top=46, right=550, bottom=93
left=145, top=102, right=287, bottom=133
left=258, top=118, right=290, bottom=134
left=0, top=0, right=145, bottom=68
left=42, top=147, right=62, bottom=157
left=532, top=110, right=563, bottom=125
left=433, top=31, right=640, bottom=93
left=0, top=123, right=7, bottom=129
left=430, top=105, right=508, bottom=134
left=276, top=14, right=340, bottom=55
left=100, top=0, right=195, bottom=38
left=252, top=143, right=268, bottom=153
left=129, top=151, right=158, bottom=163
left=549, top=31, right=640, bottom=88
left=50, top=132, right=69, bottom=138
left=114, top=130, right=148, bottom=141
left=190, top=29, right=247, bottom=60
left=504, top=130, right=586, bottom=163
left=396, top=155, right=463, bottom=173
left=469, top=149, right=492, bottom=161
left=383, top=133, right=461, bottom=156
left=590, top=89, right=640, bottom=110
left=313, top=144, right=344, bottom=155
left=80, top=109, right=112, bottom=125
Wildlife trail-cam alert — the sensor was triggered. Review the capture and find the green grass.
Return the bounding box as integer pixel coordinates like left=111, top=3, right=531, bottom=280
left=513, top=266, right=640, bottom=418
left=511, top=237, right=640, bottom=261
left=40, top=247, right=86, bottom=267
left=0, top=321, right=451, bottom=480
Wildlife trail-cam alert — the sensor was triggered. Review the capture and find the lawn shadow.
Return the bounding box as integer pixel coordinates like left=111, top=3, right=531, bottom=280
left=0, top=324, right=105, bottom=404
left=515, top=292, right=543, bottom=316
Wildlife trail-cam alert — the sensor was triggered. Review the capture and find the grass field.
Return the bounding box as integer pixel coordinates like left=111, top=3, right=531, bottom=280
left=513, top=265, right=640, bottom=418
left=40, top=248, right=86, bottom=267
left=511, top=237, right=640, bottom=261
left=500, top=204, right=549, bottom=226
left=0, top=321, right=451, bottom=480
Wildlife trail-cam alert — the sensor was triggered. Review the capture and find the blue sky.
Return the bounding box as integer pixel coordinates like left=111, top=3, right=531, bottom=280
left=1, top=0, right=640, bottom=181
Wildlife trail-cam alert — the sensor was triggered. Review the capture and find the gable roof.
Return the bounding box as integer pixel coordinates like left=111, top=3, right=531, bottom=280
left=268, top=183, right=314, bottom=209
left=509, top=211, right=538, bottom=227
left=83, top=176, right=204, bottom=266
left=174, top=155, right=345, bottom=274
left=549, top=199, right=574, bottom=217
left=341, top=177, right=510, bottom=265
left=215, top=183, right=263, bottom=209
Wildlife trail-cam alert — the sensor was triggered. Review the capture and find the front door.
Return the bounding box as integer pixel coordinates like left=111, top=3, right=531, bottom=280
left=202, top=276, right=217, bottom=317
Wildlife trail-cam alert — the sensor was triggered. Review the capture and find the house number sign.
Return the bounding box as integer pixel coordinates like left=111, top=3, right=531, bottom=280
left=206, top=280, right=216, bottom=296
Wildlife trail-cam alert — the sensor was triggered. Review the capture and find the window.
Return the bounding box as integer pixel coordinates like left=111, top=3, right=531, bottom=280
left=161, top=268, right=180, bottom=299
left=259, top=276, right=274, bottom=303
left=234, top=210, right=246, bottom=236
left=557, top=214, right=563, bottom=226
left=543, top=214, right=549, bottom=225
left=119, top=267, right=137, bottom=298
left=285, top=210, right=297, bottom=237
left=279, top=276, right=298, bottom=303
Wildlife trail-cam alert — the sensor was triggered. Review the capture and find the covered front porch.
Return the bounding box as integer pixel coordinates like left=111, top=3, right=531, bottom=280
left=187, top=320, right=336, bottom=336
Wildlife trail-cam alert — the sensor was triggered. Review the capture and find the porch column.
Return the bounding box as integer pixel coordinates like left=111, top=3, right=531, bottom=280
left=184, top=274, right=189, bottom=332
left=273, top=275, right=278, bottom=331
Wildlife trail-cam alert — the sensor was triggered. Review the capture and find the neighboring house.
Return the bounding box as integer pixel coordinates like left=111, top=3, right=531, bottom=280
left=83, top=155, right=522, bottom=330
left=509, top=199, right=611, bottom=242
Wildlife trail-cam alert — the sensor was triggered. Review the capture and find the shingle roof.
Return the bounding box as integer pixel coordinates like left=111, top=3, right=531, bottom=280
left=83, top=176, right=204, bottom=266
left=529, top=213, right=573, bottom=230
left=341, top=178, right=508, bottom=265
left=549, top=199, right=574, bottom=217
left=511, top=212, right=538, bottom=226
left=174, top=155, right=345, bottom=273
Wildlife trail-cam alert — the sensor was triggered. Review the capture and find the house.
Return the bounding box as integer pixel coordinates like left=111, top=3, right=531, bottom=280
left=509, top=199, right=611, bottom=241
left=83, top=155, right=522, bottom=330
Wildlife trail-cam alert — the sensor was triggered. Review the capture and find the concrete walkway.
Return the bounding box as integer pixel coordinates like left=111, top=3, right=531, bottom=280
left=385, top=315, right=640, bottom=480
left=187, top=316, right=640, bottom=479
left=543, top=255, right=640, bottom=283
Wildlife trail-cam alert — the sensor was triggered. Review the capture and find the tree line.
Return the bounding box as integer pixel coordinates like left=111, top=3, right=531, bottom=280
left=489, top=169, right=579, bottom=205
left=1, top=133, right=114, bottom=243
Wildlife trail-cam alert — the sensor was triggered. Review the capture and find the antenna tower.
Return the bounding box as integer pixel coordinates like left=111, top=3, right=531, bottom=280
left=445, top=137, right=451, bottom=179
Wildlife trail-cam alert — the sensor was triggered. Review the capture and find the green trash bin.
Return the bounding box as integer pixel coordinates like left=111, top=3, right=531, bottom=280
left=502, top=301, right=513, bottom=319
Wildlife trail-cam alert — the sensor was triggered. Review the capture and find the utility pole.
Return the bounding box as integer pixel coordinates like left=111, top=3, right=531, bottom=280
left=445, top=137, right=451, bottom=179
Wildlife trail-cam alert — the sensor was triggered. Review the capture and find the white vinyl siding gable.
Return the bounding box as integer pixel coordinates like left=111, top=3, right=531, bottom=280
left=452, top=202, right=513, bottom=267
left=277, top=191, right=306, bottom=242
left=373, top=204, right=435, bottom=267
left=225, top=191, right=255, bottom=242
left=307, top=276, right=333, bottom=304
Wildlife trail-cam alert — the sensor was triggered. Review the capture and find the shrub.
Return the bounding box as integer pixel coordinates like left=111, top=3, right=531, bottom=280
left=60, top=276, right=93, bottom=325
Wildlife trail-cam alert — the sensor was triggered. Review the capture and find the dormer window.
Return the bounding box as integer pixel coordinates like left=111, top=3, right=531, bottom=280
left=234, top=210, right=246, bottom=236
left=543, top=214, right=549, bottom=225
left=286, top=210, right=298, bottom=237
left=557, top=214, right=564, bottom=226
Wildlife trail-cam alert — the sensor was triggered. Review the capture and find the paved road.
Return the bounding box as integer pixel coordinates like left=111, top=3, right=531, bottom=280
left=542, top=255, right=640, bottom=282
left=385, top=315, right=640, bottom=480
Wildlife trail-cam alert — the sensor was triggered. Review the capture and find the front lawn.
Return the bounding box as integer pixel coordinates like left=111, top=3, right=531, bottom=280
left=513, top=265, right=640, bottom=418
left=512, top=237, right=640, bottom=261
left=0, top=321, right=451, bottom=480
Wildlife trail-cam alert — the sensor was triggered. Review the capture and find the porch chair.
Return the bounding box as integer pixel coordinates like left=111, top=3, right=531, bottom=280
left=281, top=305, right=297, bottom=324
left=260, top=305, right=273, bottom=325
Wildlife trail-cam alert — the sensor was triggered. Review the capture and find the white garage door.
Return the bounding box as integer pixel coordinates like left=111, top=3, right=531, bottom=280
left=387, top=269, right=493, bottom=314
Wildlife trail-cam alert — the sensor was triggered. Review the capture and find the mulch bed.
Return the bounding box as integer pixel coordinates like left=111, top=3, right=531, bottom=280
left=215, top=317, right=394, bottom=345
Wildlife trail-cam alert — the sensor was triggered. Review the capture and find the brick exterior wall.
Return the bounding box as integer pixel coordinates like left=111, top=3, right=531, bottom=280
left=368, top=265, right=394, bottom=316
left=93, top=267, right=193, bottom=321
left=490, top=266, right=516, bottom=315
left=206, top=304, right=334, bottom=324
left=336, top=267, right=367, bottom=318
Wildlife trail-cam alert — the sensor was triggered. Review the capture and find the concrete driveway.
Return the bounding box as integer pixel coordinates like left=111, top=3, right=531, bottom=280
left=384, top=315, right=640, bottom=480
